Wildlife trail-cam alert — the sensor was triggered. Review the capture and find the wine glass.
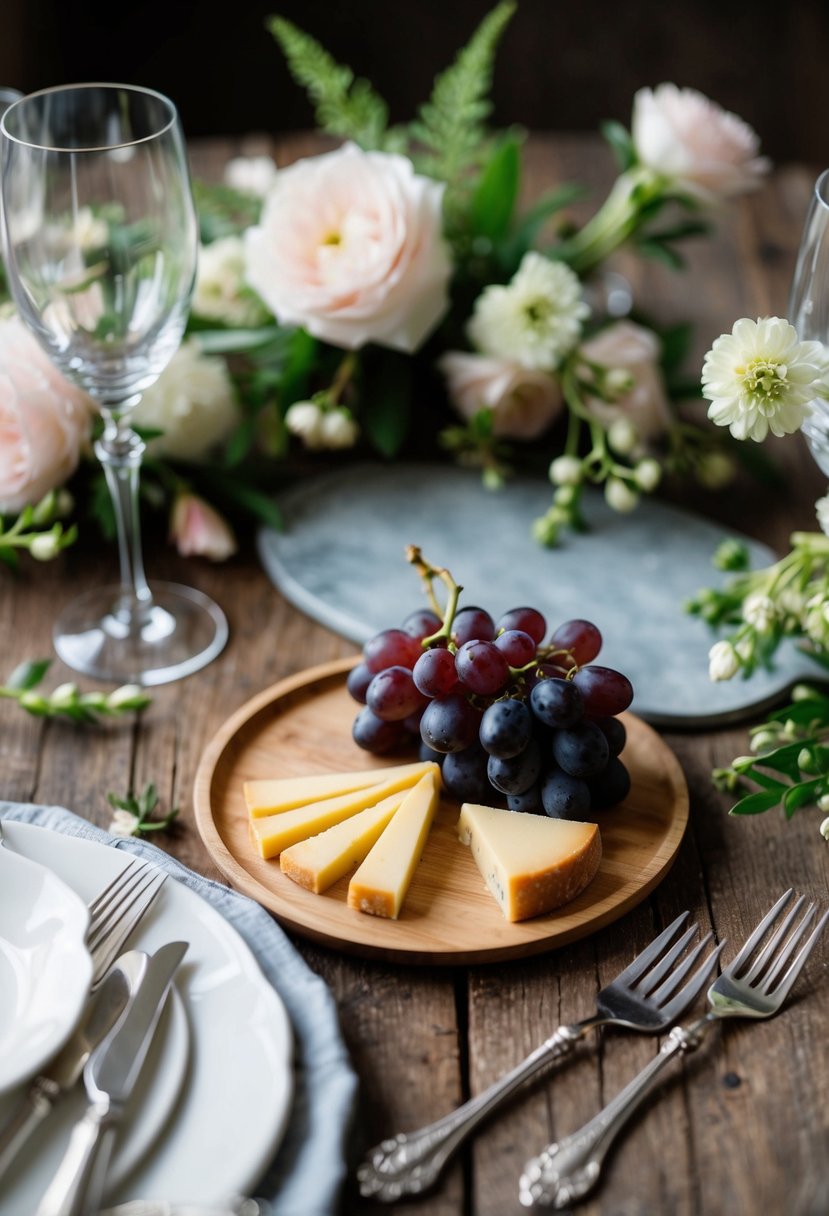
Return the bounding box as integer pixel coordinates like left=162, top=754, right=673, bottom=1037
left=789, top=167, right=829, bottom=477
left=0, top=84, right=228, bottom=685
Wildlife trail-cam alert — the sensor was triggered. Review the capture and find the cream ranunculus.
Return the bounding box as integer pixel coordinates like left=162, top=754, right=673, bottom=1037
left=131, top=340, right=239, bottom=462
left=193, top=236, right=269, bottom=328
left=580, top=321, right=672, bottom=445
left=0, top=317, right=93, bottom=514
left=439, top=351, right=563, bottom=440
left=244, top=143, right=451, bottom=353
left=632, top=85, right=769, bottom=202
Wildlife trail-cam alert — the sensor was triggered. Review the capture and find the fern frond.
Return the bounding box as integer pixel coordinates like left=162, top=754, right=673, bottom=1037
left=409, top=1, right=517, bottom=186
left=268, top=15, right=389, bottom=150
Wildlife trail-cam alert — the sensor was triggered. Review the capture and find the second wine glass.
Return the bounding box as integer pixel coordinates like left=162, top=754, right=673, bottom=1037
left=0, top=83, right=228, bottom=685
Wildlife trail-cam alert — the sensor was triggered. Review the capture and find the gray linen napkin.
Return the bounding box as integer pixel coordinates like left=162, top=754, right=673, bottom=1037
left=0, top=802, right=358, bottom=1216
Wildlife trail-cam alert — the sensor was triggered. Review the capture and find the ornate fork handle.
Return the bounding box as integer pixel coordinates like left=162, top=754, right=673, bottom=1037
left=358, top=1025, right=585, bottom=1201
left=519, top=1018, right=715, bottom=1209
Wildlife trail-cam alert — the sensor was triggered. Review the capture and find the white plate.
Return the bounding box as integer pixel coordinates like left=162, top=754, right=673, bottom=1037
left=0, top=823, right=293, bottom=1212
left=0, top=847, right=92, bottom=1094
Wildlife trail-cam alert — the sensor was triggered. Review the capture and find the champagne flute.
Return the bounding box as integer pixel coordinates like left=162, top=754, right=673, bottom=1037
left=789, top=167, right=829, bottom=476
left=0, top=84, right=228, bottom=685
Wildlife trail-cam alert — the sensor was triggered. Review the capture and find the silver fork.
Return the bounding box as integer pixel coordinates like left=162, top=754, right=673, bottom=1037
left=520, top=889, right=829, bottom=1209
left=85, top=861, right=166, bottom=989
left=357, top=911, right=723, bottom=1201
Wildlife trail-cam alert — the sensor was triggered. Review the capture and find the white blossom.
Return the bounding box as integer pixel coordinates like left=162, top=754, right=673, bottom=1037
left=131, top=341, right=238, bottom=462
left=224, top=155, right=278, bottom=198
left=709, top=639, right=740, bottom=681
left=742, top=592, right=777, bottom=633
left=285, top=401, right=325, bottom=448
left=109, top=809, right=139, bottom=837
left=549, top=455, right=583, bottom=486
left=816, top=491, right=829, bottom=537
left=821, top=817, right=829, bottom=841
left=193, top=237, right=268, bottom=327
left=605, top=477, right=639, bottom=513
left=318, top=409, right=359, bottom=449
left=633, top=458, right=662, bottom=492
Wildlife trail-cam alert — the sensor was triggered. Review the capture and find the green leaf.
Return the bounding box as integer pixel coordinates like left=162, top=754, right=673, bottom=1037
left=278, top=328, right=319, bottom=411
left=658, top=323, right=693, bottom=375
left=782, top=778, right=824, bottom=820
left=635, top=238, right=686, bottom=271
left=215, top=481, right=283, bottom=531
left=751, top=740, right=812, bottom=781
left=600, top=120, right=636, bottom=171
left=770, top=697, right=829, bottom=725
left=729, top=788, right=784, bottom=816
left=194, top=326, right=282, bottom=355
left=362, top=353, right=413, bottom=458
left=0, top=547, right=20, bottom=572
left=223, top=418, right=258, bottom=468
left=6, top=659, right=52, bottom=691
left=469, top=136, right=521, bottom=242
left=268, top=15, right=389, bottom=149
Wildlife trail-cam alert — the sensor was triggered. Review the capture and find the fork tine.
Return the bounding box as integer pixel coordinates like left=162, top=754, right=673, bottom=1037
left=86, top=866, right=158, bottom=953
left=616, top=912, right=690, bottom=986
left=659, top=940, right=726, bottom=1022
left=760, top=902, right=818, bottom=994
left=89, top=871, right=166, bottom=990
left=743, top=895, right=807, bottom=984
left=87, top=858, right=149, bottom=922
left=648, top=932, right=714, bottom=1005
left=767, top=907, right=829, bottom=1004
left=725, top=889, right=794, bottom=975
left=634, top=925, right=699, bottom=996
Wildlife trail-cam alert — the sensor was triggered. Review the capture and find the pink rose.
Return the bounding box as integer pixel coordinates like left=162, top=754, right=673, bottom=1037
left=169, top=492, right=237, bottom=561
left=244, top=143, right=451, bottom=353
left=580, top=322, right=672, bottom=443
left=0, top=317, right=92, bottom=514
left=632, top=85, right=769, bottom=202
left=439, top=352, right=563, bottom=440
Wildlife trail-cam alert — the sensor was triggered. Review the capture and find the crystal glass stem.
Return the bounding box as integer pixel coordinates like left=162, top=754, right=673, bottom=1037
left=97, top=413, right=152, bottom=620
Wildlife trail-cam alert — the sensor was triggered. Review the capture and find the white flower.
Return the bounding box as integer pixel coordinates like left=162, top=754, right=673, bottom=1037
left=193, top=237, right=269, bottom=328
left=109, top=809, right=139, bottom=838
left=285, top=401, right=324, bottom=447
left=580, top=322, right=672, bottom=445
left=607, top=418, right=638, bottom=455
left=821, top=817, right=829, bottom=842
left=318, top=409, right=359, bottom=450
left=70, top=206, right=108, bottom=251
left=245, top=143, right=451, bottom=353
left=816, top=491, right=829, bottom=537
left=131, top=340, right=238, bottom=462
left=742, top=592, right=776, bottom=633
left=633, top=458, right=662, bottom=492
left=632, top=84, right=769, bottom=202
left=439, top=351, right=563, bottom=440
left=285, top=402, right=358, bottom=451
left=709, top=639, right=740, bottom=681
left=702, top=317, right=822, bottom=442
left=605, top=478, right=639, bottom=513
left=549, top=455, right=583, bottom=486
left=224, top=155, right=278, bottom=198
left=467, top=253, right=589, bottom=371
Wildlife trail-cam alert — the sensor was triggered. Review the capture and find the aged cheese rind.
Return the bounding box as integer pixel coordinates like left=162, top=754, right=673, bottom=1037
left=279, top=793, right=405, bottom=893
left=244, top=761, right=436, bottom=818
left=250, top=763, right=440, bottom=859
left=458, top=803, right=601, bottom=922
left=347, top=772, right=439, bottom=919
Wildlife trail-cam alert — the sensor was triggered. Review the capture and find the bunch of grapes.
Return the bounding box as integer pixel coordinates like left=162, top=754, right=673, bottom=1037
left=347, top=552, right=634, bottom=821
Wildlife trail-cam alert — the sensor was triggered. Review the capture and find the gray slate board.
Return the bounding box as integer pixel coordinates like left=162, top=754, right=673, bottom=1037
left=259, top=463, right=822, bottom=726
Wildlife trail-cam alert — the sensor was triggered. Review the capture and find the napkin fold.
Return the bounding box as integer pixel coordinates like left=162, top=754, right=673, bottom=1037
left=0, top=802, right=358, bottom=1216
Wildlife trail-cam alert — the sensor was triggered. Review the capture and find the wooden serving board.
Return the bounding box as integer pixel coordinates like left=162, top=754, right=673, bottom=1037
left=194, top=659, right=690, bottom=964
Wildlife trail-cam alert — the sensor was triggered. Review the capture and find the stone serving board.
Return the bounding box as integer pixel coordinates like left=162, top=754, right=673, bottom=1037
left=258, top=463, right=822, bottom=727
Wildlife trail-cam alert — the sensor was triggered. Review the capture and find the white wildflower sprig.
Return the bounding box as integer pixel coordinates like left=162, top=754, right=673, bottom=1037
left=285, top=352, right=361, bottom=451
left=0, top=492, right=76, bottom=570
left=0, top=658, right=150, bottom=723
left=107, top=783, right=179, bottom=838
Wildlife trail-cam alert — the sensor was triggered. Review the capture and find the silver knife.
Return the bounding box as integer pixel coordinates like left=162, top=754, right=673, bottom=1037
left=0, top=951, right=148, bottom=1181
left=35, top=940, right=188, bottom=1216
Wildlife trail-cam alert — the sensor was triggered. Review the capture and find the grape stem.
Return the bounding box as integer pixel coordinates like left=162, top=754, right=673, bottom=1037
left=406, top=545, right=463, bottom=647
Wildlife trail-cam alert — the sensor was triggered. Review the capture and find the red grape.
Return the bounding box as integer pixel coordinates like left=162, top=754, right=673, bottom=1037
left=494, top=629, right=536, bottom=666
left=497, top=607, right=546, bottom=644
left=572, top=665, right=633, bottom=716
left=401, top=608, right=442, bottom=641
left=549, top=620, right=603, bottom=666
left=452, top=606, right=495, bottom=645
left=413, top=647, right=458, bottom=697
left=363, top=628, right=422, bottom=673
left=346, top=661, right=373, bottom=705
left=352, top=707, right=408, bottom=753
left=455, top=639, right=509, bottom=696
left=366, top=666, right=426, bottom=721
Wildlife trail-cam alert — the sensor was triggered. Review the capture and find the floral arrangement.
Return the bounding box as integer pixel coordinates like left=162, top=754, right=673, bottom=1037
left=0, top=3, right=772, bottom=561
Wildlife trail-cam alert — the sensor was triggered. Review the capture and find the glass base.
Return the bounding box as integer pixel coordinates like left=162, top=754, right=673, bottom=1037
left=53, top=580, right=229, bottom=686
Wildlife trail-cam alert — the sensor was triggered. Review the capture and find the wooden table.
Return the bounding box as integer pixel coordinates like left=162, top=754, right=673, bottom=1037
left=3, top=134, right=828, bottom=1216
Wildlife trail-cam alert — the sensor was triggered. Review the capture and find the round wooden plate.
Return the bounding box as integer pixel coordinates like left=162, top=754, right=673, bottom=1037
left=194, top=658, right=689, bottom=964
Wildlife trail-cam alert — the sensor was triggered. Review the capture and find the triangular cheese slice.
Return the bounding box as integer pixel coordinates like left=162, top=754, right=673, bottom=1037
left=347, top=772, right=439, bottom=919
left=250, top=763, right=440, bottom=860
left=245, top=761, right=436, bottom=818
left=280, top=793, right=405, bottom=894
left=458, top=803, right=601, bottom=922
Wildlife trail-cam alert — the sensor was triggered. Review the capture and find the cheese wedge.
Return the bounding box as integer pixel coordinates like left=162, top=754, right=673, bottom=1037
left=347, top=772, right=439, bottom=919
left=250, top=763, right=441, bottom=860
left=245, top=761, right=436, bottom=818
left=280, top=793, right=405, bottom=893
left=458, top=803, right=601, bottom=922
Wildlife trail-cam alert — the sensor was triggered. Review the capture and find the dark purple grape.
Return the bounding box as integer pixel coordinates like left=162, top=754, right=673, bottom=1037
left=402, top=707, right=426, bottom=735
left=593, top=716, right=627, bottom=757
left=479, top=698, right=532, bottom=759
left=352, top=707, right=408, bottom=754
left=366, top=666, right=426, bottom=721
left=401, top=608, right=442, bottom=641
left=418, top=738, right=445, bottom=765
left=442, top=743, right=491, bottom=803
left=487, top=740, right=541, bottom=795
left=452, top=606, right=495, bottom=645
left=346, top=661, right=373, bottom=705
left=507, top=784, right=543, bottom=814
left=550, top=619, right=603, bottom=666
left=589, top=757, right=631, bottom=808
left=552, top=722, right=610, bottom=778
left=413, top=647, right=458, bottom=697
left=455, top=640, right=509, bottom=696
left=363, top=629, right=422, bottom=673
left=420, top=693, right=481, bottom=754
left=530, top=678, right=584, bottom=728
left=541, top=767, right=592, bottom=819
left=496, top=607, right=546, bottom=645
left=572, top=666, right=633, bottom=716
left=494, top=629, right=536, bottom=666
left=525, top=662, right=569, bottom=688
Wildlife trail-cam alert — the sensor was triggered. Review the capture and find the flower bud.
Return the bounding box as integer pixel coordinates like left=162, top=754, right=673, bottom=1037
left=285, top=401, right=325, bottom=449
left=696, top=451, right=736, bottom=490
left=709, top=639, right=739, bottom=681
left=713, top=538, right=750, bottom=572
left=318, top=408, right=359, bottom=450
left=548, top=455, right=583, bottom=486
left=750, top=729, right=779, bottom=755
left=107, top=684, right=151, bottom=712
left=19, top=691, right=50, bottom=714
left=554, top=485, right=578, bottom=508
left=29, top=531, right=61, bottom=561
left=532, top=511, right=561, bottom=547
left=79, top=691, right=108, bottom=712
left=49, top=682, right=79, bottom=709
left=607, top=418, right=638, bottom=455
left=31, top=491, right=58, bottom=526
left=743, top=592, right=776, bottom=634
left=731, top=755, right=756, bottom=773
left=633, top=458, right=662, bottom=492
left=821, top=816, right=829, bottom=841
left=798, top=748, right=818, bottom=774
left=605, top=478, right=639, bottom=514
left=109, top=809, right=140, bottom=838
left=817, top=793, right=829, bottom=813
left=605, top=368, right=635, bottom=398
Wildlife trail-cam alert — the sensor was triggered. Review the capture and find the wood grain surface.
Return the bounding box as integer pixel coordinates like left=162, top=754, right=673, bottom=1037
left=1, top=134, right=828, bottom=1216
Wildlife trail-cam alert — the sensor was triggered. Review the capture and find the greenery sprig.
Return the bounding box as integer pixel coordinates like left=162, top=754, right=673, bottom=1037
left=0, top=659, right=150, bottom=723
left=107, top=782, right=179, bottom=837
left=0, top=492, right=77, bottom=570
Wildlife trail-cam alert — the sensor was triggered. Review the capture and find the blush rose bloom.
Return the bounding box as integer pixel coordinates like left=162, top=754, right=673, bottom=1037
left=244, top=143, right=451, bottom=353
left=0, top=317, right=92, bottom=514
left=632, top=85, right=769, bottom=202
left=439, top=351, right=563, bottom=440
left=169, top=492, right=237, bottom=561
left=580, top=322, right=672, bottom=444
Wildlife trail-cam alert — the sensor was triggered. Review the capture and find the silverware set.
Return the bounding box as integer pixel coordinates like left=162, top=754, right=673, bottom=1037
left=358, top=890, right=827, bottom=1209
